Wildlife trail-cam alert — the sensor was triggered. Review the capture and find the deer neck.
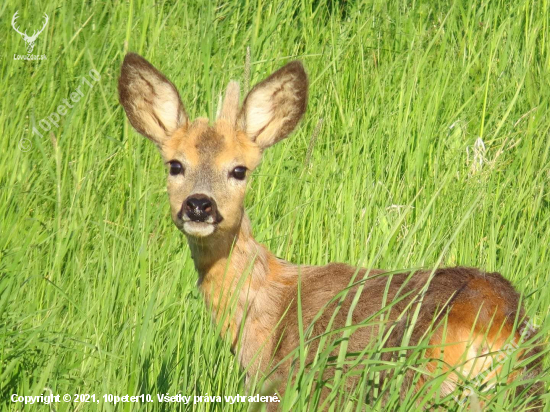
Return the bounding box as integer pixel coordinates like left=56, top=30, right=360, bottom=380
left=186, top=213, right=291, bottom=357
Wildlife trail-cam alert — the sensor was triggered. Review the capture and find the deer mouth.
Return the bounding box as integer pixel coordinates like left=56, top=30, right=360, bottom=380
left=176, top=205, right=224, bottom=238
left=182, top=221, right=216, bottom=237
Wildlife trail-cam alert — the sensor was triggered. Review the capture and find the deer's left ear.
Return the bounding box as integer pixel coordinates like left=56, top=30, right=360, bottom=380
left=238, top=61, right=308, bottom=149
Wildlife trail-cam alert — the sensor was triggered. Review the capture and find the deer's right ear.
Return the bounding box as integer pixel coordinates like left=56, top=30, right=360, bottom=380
left=118, top=53, right=187, bottom=147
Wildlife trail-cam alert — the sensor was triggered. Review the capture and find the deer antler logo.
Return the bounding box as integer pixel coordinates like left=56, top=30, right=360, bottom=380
left=12, top=11, right=49, bottom=54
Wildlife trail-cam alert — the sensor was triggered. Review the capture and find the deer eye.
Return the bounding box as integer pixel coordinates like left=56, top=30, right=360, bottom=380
left=168, top=161, right=184, bottom=176
left=230, top=166, right=247, bottom=180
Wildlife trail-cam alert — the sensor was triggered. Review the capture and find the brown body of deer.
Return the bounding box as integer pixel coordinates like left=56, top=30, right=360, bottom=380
left=118, top=53, right=542, bottom=408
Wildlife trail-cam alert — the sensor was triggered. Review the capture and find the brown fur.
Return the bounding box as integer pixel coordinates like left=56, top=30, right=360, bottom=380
left=118, top=53, right=543, bottom=409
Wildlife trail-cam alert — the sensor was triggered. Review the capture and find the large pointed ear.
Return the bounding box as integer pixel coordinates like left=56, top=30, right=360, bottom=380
left=118, top=53, right=187, bottom=147
left=238, top=61, right=308, bottom=149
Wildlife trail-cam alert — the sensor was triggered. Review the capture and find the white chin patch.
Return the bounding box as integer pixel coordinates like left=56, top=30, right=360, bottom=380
left=183, top=221, right=215, bottom=237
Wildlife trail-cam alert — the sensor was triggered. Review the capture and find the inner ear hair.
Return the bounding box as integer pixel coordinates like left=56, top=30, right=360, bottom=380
left=118, top=53, right=187, bottom=147
left=239, top=60, right=308, bottom=149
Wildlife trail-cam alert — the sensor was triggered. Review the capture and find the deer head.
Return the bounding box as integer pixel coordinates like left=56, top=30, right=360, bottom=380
left=12, top=11, right=49, bottom=54
left=118, top=53, right=308, bottom=240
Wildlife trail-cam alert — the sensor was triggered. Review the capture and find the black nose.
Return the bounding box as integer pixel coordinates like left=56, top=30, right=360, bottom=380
left=183, top=194, right=216, bottom=222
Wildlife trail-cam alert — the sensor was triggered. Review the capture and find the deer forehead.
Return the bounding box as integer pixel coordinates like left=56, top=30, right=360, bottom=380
left=164, top=118, right=262, bottom=170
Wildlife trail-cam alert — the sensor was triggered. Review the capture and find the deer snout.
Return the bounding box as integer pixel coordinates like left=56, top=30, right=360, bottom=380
left=182, top=194, right=217, bottom=223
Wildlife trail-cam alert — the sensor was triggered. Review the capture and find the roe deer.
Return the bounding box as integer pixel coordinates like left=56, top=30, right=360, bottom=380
left=118, top=53, right=543, bottom=408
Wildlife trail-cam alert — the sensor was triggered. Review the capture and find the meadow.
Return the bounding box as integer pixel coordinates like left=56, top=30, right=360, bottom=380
left=1, top=0, right=549, bottom=410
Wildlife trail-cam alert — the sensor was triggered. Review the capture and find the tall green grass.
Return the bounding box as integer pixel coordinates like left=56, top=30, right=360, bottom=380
left=1, top=0, right=549, bottom=410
